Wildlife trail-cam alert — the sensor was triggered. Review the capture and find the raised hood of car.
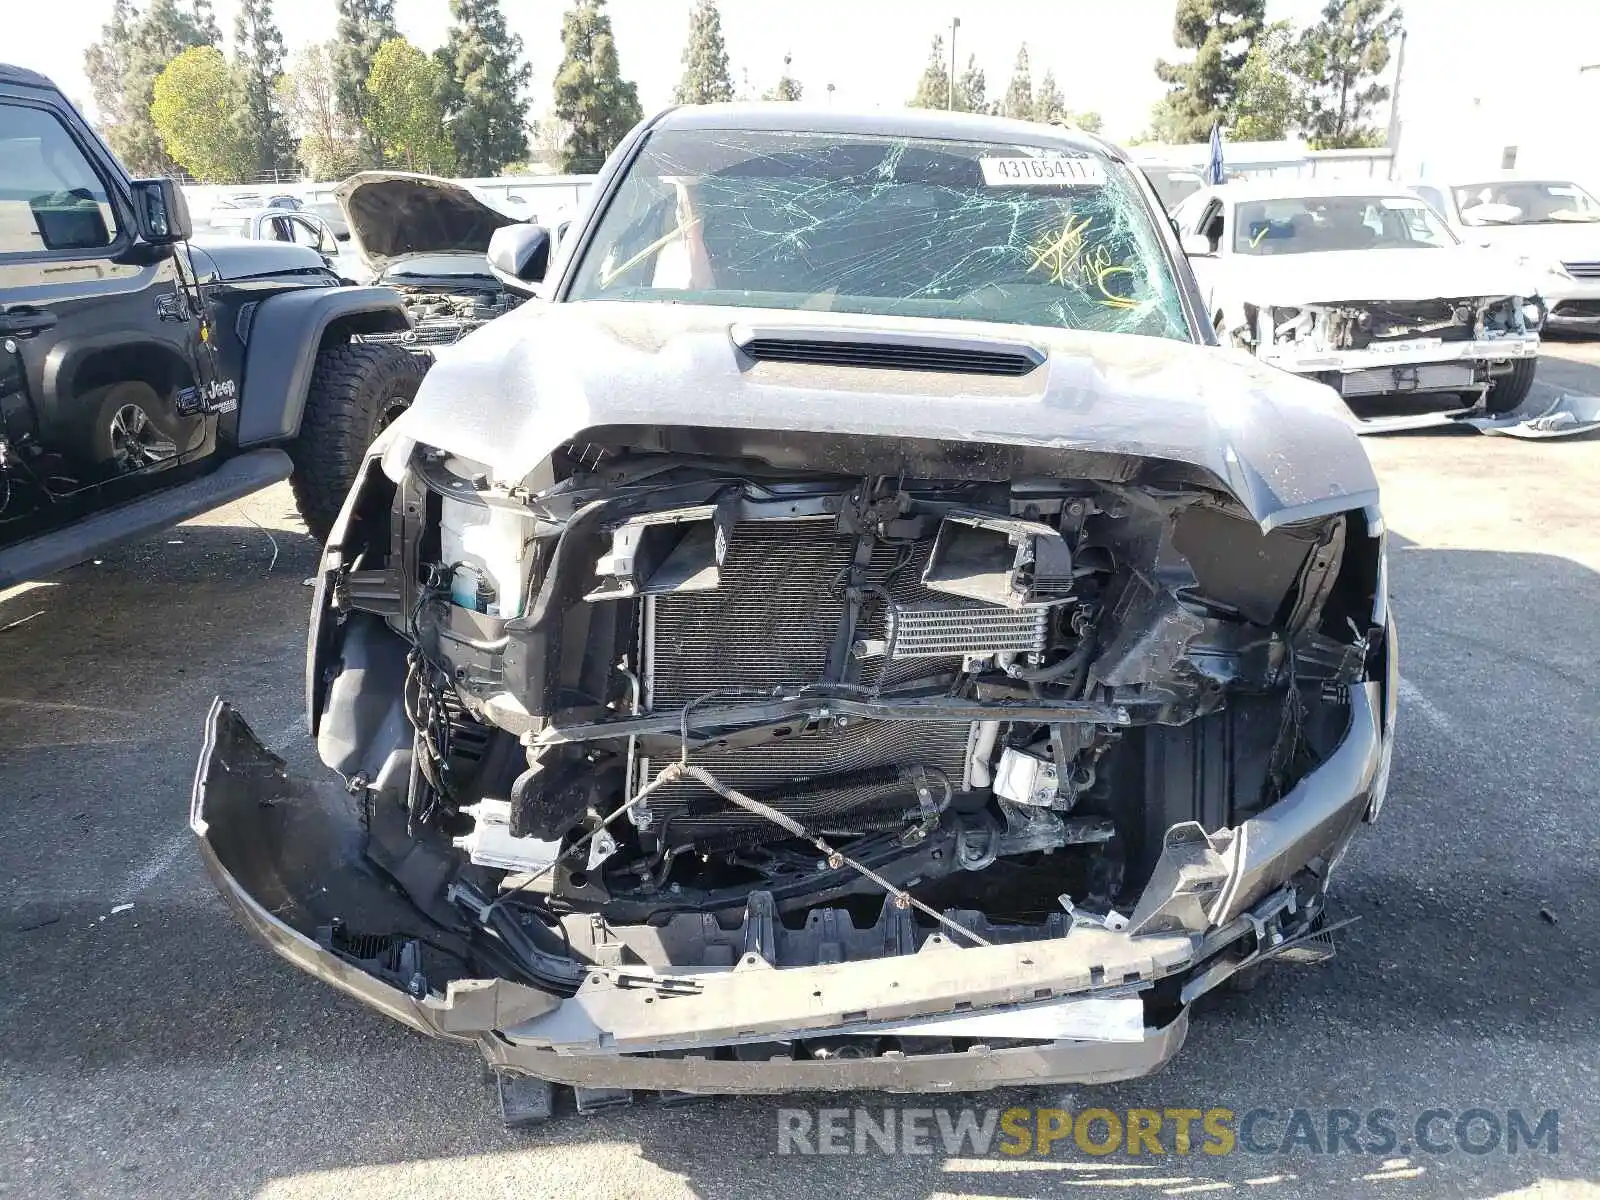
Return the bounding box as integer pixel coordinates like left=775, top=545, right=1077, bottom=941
left=1227, top=246, right=1535, bottom=306
left=383, top=302, right=1379, bottom=532
left=335, top=171, right=520, bottom=274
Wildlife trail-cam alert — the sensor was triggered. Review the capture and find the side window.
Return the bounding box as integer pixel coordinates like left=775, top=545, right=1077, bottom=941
left=291, top=216, right=333, bottom=253
left=1199, top=201, right=1225, bottom=252
left=267, top=216, right=294, bottom=242
left=0, top=101, right=119, bottom=254
left=1413, top=185, right=1447, bottom=219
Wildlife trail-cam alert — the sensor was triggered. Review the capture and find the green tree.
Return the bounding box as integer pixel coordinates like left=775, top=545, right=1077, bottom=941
left=1072, top=110, right=1104, bottom=134
left=85, top=0, right=220, bottom=174
left=553, top=0, right=644, bottom=174
left=1228, top=19, right=1306, bottom=141
left=279, top=42, right=362, bottom=178
left=762, top=53, right=803, bottom=101
left=366, top=37, right=454, bottom=172
left=1298, top=0, right=1403, bottom=148
left=1001, top=45, right=1033, bottom=120
left=151, top=45, right=254, bottom=181
left=908, top=36, right=951, bottom=109
left=674, top=0, right=734, bottom=105
left=957, top=55, right=991, bottom=114
left=437, top=0, right=532, bottom=175
left=233, top=0, right=296, bottom=178
left=1153, top=0, right=1265, bottom=143
left=84, top=0, right=137, bottom=140
left=909, top=41, right=991, bottom=113
left=334, top=0, right=398, bottom=167
left=1032, top=67, right=1066, bottom=124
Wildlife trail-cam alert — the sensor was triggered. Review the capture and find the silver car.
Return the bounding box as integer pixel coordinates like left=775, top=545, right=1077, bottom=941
left=193, top=106, right=1397, bottom=1107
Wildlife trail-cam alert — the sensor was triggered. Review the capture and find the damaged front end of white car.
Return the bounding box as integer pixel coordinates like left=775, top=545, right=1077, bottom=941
left=1242, top=294, right=1542, bottom=417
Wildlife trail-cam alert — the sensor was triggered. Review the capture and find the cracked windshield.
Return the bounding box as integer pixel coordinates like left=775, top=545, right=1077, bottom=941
left=568, top=128, right=1191, bottom=340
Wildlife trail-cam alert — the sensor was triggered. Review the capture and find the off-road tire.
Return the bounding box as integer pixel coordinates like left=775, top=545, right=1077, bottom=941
left=1485, top=356, right=1537, bottom=416
left=289, top=342, right=426, bottom=541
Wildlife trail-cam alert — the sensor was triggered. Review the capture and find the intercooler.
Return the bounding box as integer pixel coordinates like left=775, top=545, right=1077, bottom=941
left=633, top=517, right=1035, bottom=848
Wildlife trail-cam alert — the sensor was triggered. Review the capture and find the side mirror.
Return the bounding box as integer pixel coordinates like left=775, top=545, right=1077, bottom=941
left=487, top=224, right=552, bottom=294
left=130, top=178, right=193, bottom=244
left=1180, top=231, right=1214, bottom=257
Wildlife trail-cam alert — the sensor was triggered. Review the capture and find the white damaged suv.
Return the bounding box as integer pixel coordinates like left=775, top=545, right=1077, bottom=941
left=1174, top=179, right=1543, bottom=421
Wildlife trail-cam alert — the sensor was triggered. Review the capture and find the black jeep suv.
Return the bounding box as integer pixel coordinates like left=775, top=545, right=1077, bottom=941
left=0, top=64, right=423, bottom=586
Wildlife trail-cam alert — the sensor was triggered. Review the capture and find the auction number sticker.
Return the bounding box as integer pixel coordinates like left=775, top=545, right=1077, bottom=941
left=981, top=156, right=1106, bottom=187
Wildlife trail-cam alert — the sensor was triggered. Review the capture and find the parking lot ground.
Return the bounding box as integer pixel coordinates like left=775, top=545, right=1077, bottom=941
left=3, top=346, right=1600, bottom=1199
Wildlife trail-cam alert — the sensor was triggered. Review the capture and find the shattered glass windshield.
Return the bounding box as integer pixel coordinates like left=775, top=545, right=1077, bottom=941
left=567, top=128, right=1192, bottom=340
left=1235, top=195, right=1456, bottom=255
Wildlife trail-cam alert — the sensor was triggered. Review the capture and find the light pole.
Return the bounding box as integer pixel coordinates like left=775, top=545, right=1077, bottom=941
left=948, top=17, right=960, bottom=110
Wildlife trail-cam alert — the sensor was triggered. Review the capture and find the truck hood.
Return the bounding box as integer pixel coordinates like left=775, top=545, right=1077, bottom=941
left=335, top=171, right=521, bottom=275
left=383, top=302, right=1379, bottom=533
left=1221, top=247, right=1536, bottom=305
left=187, top=237, right=331, bottom=282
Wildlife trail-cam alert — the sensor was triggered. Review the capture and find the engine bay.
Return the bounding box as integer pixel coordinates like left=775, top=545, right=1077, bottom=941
left=309, top=427, right=1383, bottom=999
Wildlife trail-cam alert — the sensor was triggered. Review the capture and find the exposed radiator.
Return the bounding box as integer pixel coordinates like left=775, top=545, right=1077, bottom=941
left=888, top=605, right=1048, bottom=658
left=638, top=517, right=982, bottom=848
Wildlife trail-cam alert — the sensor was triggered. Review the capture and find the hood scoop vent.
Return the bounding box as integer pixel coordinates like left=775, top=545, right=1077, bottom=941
left=732, top=324, right=1045, bottom=377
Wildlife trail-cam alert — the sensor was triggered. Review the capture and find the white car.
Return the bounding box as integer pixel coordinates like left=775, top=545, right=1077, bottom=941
left=1172, top=180, right=1543, bottom=417
left=1409, top=176, right=1600, bottom=334
left=200, top=206, right=364, bottom=281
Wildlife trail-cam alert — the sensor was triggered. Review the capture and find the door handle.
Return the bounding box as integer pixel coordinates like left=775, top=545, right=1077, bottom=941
left=0, top=308, right=58, bottom=337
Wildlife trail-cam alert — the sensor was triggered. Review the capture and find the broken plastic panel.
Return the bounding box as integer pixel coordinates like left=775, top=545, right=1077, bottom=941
left=922, top=514, right=1075, bottom=609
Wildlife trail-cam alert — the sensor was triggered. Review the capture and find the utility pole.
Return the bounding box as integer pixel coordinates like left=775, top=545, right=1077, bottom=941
left=1384, top=30, right=1407, bottom=178
left=948, top=17, right=960, bottom=110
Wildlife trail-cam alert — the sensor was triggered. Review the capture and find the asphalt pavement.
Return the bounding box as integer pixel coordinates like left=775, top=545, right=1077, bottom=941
left=3, top=346, right=1600, bottom=1199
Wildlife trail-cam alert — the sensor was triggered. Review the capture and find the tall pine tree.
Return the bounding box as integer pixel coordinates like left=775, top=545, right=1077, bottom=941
left=334, top=0, right=398, bottom=167
left=86, top=0, right=220, bottom=174
left=233, top=0, right=296, bottom=178
left=1001, top=45, right=1033, bottom=120
left=553, top=0, right=643, bottom=174
left=438, top=0, right=532, bottom=175
left=1298, top=0, right=1403, bottom=148
left=674, top=0, right=734, bottom=105
left=1032, top=68, right=1066, bottom=124
left=1153, top=0, right=1265, bottom=142
left=84, top=0, right=137, bottom=139
left=908, top=36, right=950, bottom=109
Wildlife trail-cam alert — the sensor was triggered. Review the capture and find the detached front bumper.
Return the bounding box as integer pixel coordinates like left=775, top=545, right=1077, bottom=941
left=191, top=681, right=1388, bottom=1095
left=1260, top=334, right=1539, bottom=400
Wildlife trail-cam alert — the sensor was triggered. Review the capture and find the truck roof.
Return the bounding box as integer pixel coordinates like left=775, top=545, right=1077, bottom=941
left=0, top=64, right=56, bottom=90
left=650, top=103, right=1122, bottom=161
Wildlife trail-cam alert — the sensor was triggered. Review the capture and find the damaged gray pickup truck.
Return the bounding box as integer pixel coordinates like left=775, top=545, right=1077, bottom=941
left=193, top=106, right=1398, bottom=1102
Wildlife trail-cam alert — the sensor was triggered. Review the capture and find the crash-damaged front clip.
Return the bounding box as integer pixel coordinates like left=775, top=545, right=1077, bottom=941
left=194, top=672, right=1385, bottom=1090
left=190, top=105, right=1399, bottom=1098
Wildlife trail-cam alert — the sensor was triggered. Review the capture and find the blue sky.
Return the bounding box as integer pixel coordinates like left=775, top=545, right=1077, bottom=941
left=12, top=0, right=1599, bottom=145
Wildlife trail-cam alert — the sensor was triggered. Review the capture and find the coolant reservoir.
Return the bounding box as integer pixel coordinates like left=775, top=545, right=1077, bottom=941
left=439, top=490, right=535, bottom=619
